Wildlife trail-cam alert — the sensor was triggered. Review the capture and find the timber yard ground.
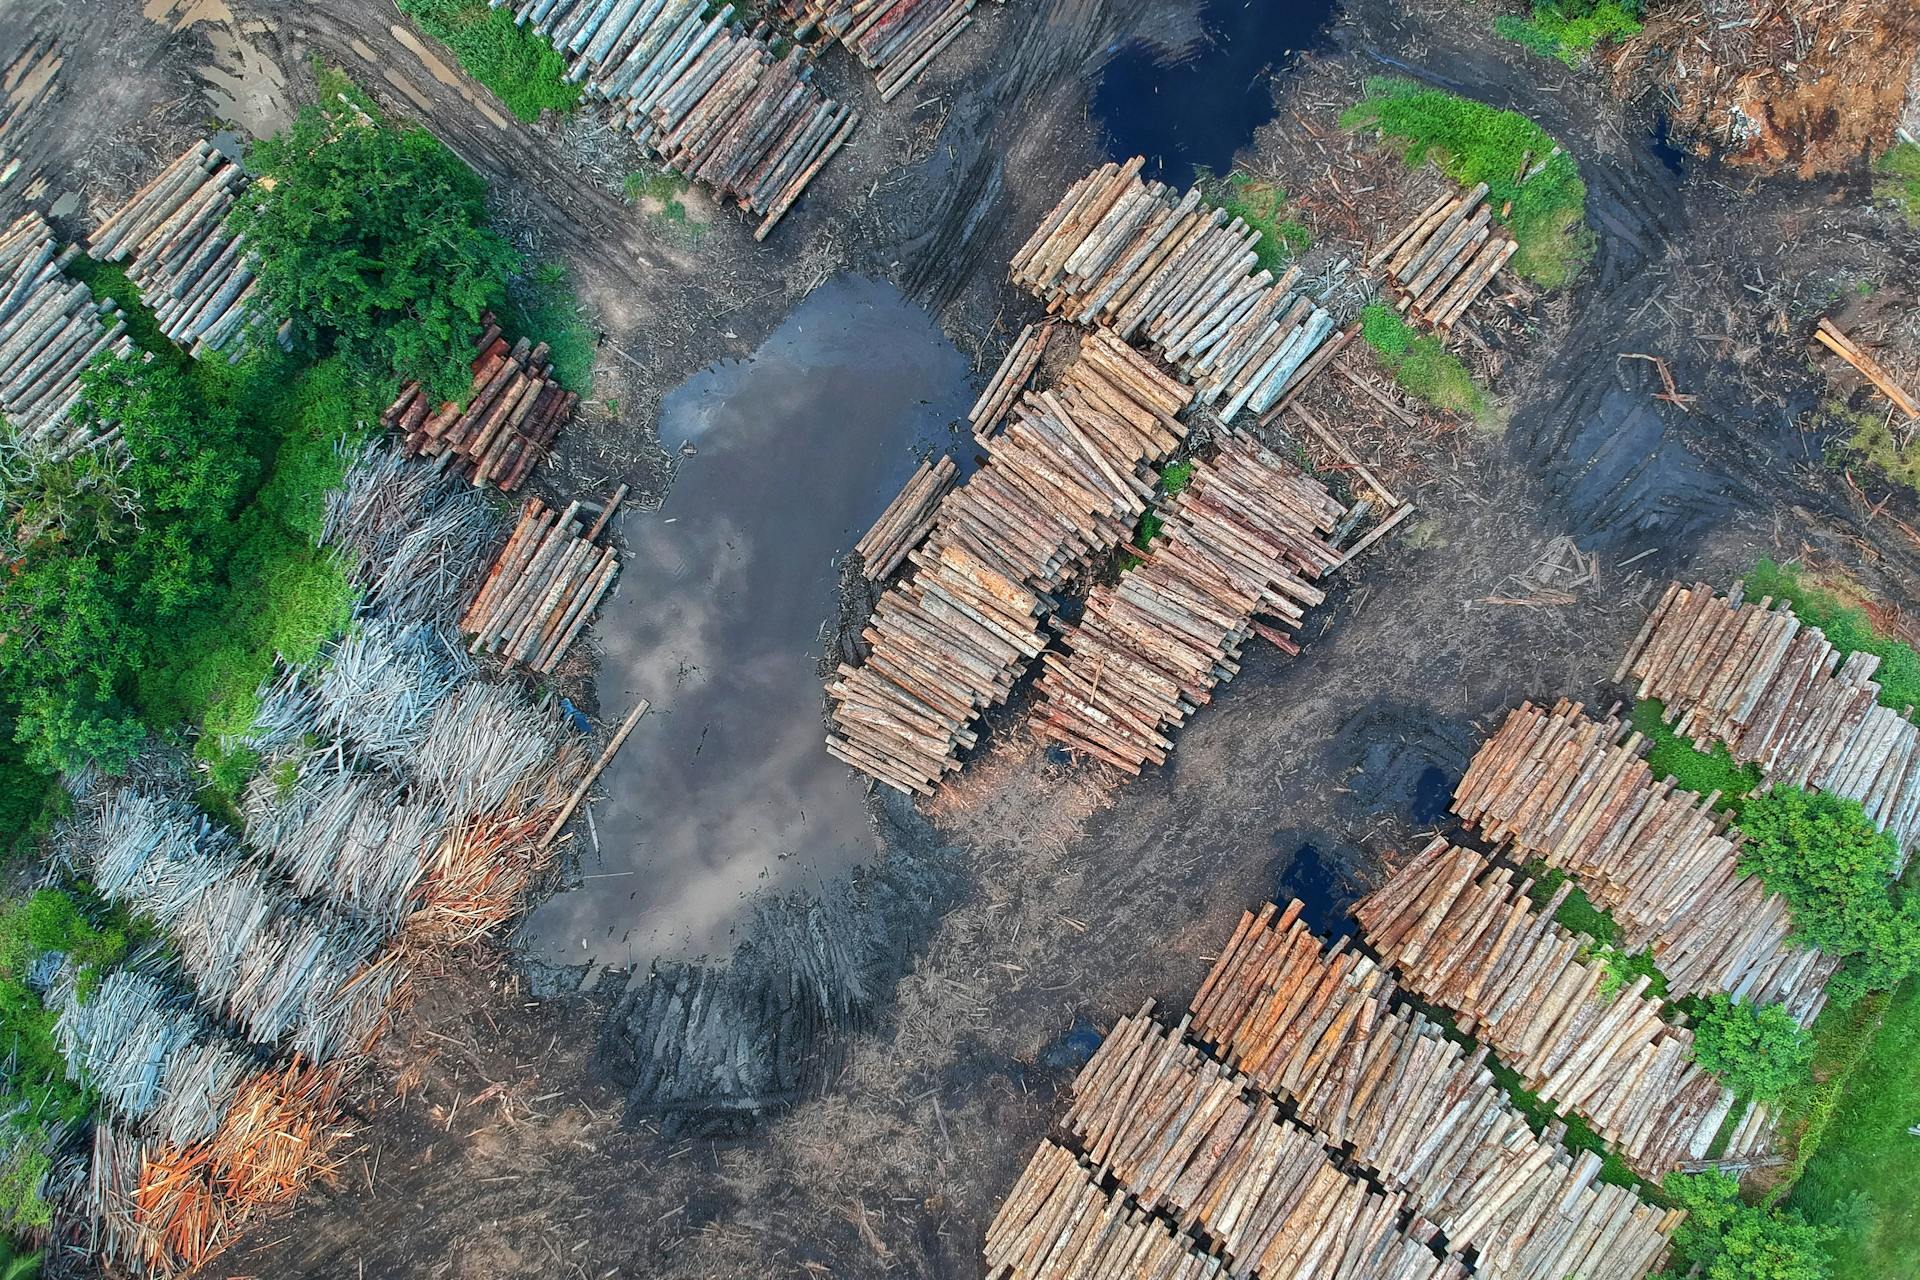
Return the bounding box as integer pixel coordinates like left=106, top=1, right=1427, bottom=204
left=6, top=0, right=1920, bottom=1276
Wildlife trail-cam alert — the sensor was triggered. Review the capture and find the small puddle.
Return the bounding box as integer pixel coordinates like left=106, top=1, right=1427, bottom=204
left=1410, top=764, right=1457, bottom=826
left=1093, top=0, right=1338, bottom=187
left=1650, top=113, right=1688, bottom=177
left=519, top=276, right=973, bottom=975
left=1268, top=837, right=1363, bottom=940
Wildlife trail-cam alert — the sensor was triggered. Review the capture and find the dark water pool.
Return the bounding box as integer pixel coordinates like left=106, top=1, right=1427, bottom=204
left=1650, top=113, right=1688, bottom=177
left=1410, top=764, right=1457, bottom=826
left=519, top=276, right=973, bottom=973
left=1093, top=0, right=1338, bottom=187
left=1267, top=837, right=1363, bottom=940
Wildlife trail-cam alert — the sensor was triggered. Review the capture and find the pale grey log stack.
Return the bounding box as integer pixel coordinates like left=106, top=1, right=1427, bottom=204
left=496, top=0, right=858, bottom=239
left=1355, top=838, right=1738, bottom=1178
left=459, top=496, right=620, bottom=674
left=1367, top=182, right=1519, bottom=332
left=1454, top=698, right=1838, bottom=1024
left=774, top=0, right=977, bottom=101
left=825, top=331, right=1193, bottom=795
left=1011, top=159, right=1336, bottom=422
left=854, top=453, right=957, bottom=581
left=1032, top=431, right=1345, bottom=774
left=0, top=211, right=136, bottom=457
left=967, top=319, right=1051, bottom=443
left=1615, top=580, right=1920, bottom=874
left=385, top=317, right=577, bottom=492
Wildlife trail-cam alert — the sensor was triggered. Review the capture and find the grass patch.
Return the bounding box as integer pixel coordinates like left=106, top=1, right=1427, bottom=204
left=1131, top=459, right=1196, bottom=551
left=624, top=167, right=697, bottom=226
left=1342, top=77, right=1593, bottom=287
left=1875, top=142, right=1920, bottom=226
left=1358, top=304, right=1487, bottom=416
left=1494, top=0, right=1643, bottom=68
left=1523, top=862, right=1670, bottom=999
left=63, top=258, right=181, bottom=362
left=395, top=0, right=580, bottom=122
left=1202, top=173, right=1311, bottom=274
left=504, top=263, right=595, bottom=396
left=1630, top=697, right=1760, bottom=813
left=1844, top=396, right=1920, bottom=493
left=1745, top=559, right=1920, bottom=713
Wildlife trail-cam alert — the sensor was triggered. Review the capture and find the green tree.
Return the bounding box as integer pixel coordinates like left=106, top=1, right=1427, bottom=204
left=1691, top=994, right=1813, bottom=1102
left=1658, top=1172, right=1832, bottom=1280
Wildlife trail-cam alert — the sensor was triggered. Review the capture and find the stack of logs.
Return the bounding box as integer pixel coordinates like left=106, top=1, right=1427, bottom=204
left=1616, top=580, right=1920, bottom=873
left=1032, top=432, right=1346, bottom=773
left=1355, top=838, right=1763, bottom=1176
left=0, top=211, right=135, bottom=457
left=968, top=320, right=1053, bottom=442
left=854, top=454, right=956, bottom=580
left=1454, top=698, right=1837, bottom=1023
left=1368, top=182, right=1519, bottom=332
left=776, top=0, right=977, bottom=101
left=826, top=331, right=1192, bottom=794
left=382, top=316, right=577, bottom=492
left=460, top=495, right=622, bottom=672
left=985, top=1144, right=1227, bottom=1280
left=86, top=139, right=271, bottom=358
left=497, top=0, right=858, bottom=239
left=1011, top=158, right=1335, bottom=421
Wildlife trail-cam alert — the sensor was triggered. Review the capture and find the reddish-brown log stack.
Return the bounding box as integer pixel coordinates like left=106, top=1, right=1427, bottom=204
left=383, top=318, right=577, bottom=492
left=854, top=454, right=957, bottom=581
left=1367, top=183, right=1519, bottom=332
left=460, top=497, right=620, bottom=672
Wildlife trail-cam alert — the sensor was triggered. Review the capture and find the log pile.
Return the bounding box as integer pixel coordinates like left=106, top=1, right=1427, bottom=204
left=776, top=0, right=977, bottom=101
left=1011, top=159, right=1336, bottom=421
left=382, top=318, right=578, bottom=491
left=497, top=0, right=858, bottom=239
left=1185, top=903, right=1679, bottom=1280
left=1615, top=581, right=1920, bottom=873
left=854, top=454, right=957, bottom=580
left=0, top=212, right=136, bottom=458
left=826, top=331, right=1192, bottom=794
left=459, top=497, right=621, bottom=673
left=1368, top=183, right=1519, bottom=332
left=969, top=320, right=1053, bottom=443
left=1032, top=431, right=1345, bottom=772
left=985, top=1143, right=1227, bottom=1280
left=1454, top=698, right=1837, bottom=1023
left=85, top=140, right=268, bottom=358
left=1355, top=839, right=1733, bottom=1177
left=324, top=439, right=498, bottom=626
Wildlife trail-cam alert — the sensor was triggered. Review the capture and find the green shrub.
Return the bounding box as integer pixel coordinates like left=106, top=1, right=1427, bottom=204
left=1744, top=560, right=1920, bottom=714
left=1875, top=142, right=1920, bottom=226
left=395, top=0, right=580, bottom=121
left=1494, top=0, right=1643, bottom=68
left=1658, top=1171, right=1832, bottom=1280
left=1132, top=460, right=1198, bottom=550
left=1342, top=79, right=1593, bottom=286
left=1691, top=994, right=1813, bottom=1102
left=504, top=263, right=595, bottom=395
left=1631, top=697, right=1761, bottom=813
left=1358, top=304, right=1487, bottom=416
left=1204, top=173, right=1311, bottom=274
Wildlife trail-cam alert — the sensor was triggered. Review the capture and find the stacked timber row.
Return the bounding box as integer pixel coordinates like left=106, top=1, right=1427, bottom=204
left=985, top=1144, right=1226, bottom=1280
left=969, top=320, right=1053, bottom=442
left=1010, top=158, right=1335, bottom=421
left=1615, top=580, right=1920, bottom=873
left=854, top=454, right=956, bottom=580
left=1454, top=698, right=1837, bottom=1023
left=775, top=0, right=976, bottom=101
left=1032, top=432, right=1345, bottom=773
left=460, top=496, right=621, bottom=672
left=1186, top=902, right=1681, bottom=1280
left=826, top=331, right=1193, bottom=794
left=1355, top=839, right=1747, bottom=1177
left=498, top=0, right=857, bottom=239
left=382, top=316, right=577, bottom=491
left=85, top=139, right=270, bottom=357
left=0, top=211, right=135, bottom=457
left=1367, top=183, right=1519, bottom=331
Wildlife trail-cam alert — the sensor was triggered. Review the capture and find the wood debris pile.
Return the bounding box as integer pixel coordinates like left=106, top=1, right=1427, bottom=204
left=0, top=211, right=136, bottom=458
left=775, top=0, right=977, bottom=101
left=383, top=317, right=579, bottom=492
left=1368, top=181, right=1518, bottom=332
left=1616, top=581, right=1920, bottom=873
left=825, top=331, right=1192, bottom=794
left=1812, top=317, right=1919, bottom=419
left=323, top=440, right=497, bottom=626
left=1011, top=158, right=1335, bottom=421
left=496, top=0, right=858, bottom=238
left=854, top=453, right=956, bottom=581
left=1355, top=839, right=1763, bottom=1176
left=460, top=495, right=621, bottom=673
left=1454, top=698, right=1837, bottom=1024
left=1032, top=432, right=1345, bottom=773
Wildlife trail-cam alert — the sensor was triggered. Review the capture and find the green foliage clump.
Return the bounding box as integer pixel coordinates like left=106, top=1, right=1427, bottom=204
left=1132, top=460, right=1198, bottom=550
left=1745, top=559, right=1920, bottom=714
left=1494, top=0, right=1643, bottom=68
left=1691, top=994, right=1813, bottom=1102
left=1524, top=864, right=1668, bottom=998
left=0, top=1236, right=38, bottom=1279
left=504, top=263, right=595, bottom=395
left=1875, top=142, right=1920, bottom=226
left=1736, top=786, right=1920, bottom=1004
left=1342, top=79, right=1593, bottom=286
left=1204, top=173, right=1311, bottom=274
left=60, top=259, right=177, bottom=361
left=229, top=91, right=522, bottom=402
left=395, top=0, right=580, bottom=121
left=1657, top=1171, right=1832, bottom=1280
left=1358, top=304, right=1487, bottom=416
left=1631, top=697, right=1760, bottom=813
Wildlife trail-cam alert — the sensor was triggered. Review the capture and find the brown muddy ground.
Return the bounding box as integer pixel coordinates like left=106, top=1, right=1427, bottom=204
left=8, top=0, right=1920, bottom=1277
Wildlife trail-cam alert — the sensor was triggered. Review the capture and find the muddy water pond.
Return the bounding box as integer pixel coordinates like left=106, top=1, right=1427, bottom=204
left=519, top=276, right=972, bottom=975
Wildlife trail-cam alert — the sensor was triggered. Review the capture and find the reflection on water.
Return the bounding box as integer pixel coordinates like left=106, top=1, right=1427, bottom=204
left=519, top=276, right=973, bottom=973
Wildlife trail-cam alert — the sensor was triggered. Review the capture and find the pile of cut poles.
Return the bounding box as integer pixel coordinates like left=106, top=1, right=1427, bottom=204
left=1031, top=431, right=1345, bottom=773
left=0, top=211, right=136, bottom=457
left=383, top=315, right=578, bottom=491
left=1010, top=158, right=1336, bottom=421
left=1616, top=580, right=1920, bottom=873
left=968, top=319, right=1053, bottom=443
left=85, top=139, right=282, bottom=358
left=775, top=0, right=977, bottom=101
left=1812, top=317, right=1919, bottom=418
left=854, top=453, right=957, bottom=580
left=985, top=1144, right=1226, bottom=1280
left=1368, top=182, right=1519, bottom=332
left=323, top=439, right=498, bottom=626
left=1453, top=698, right=1837, bottom=1023
left=825, top=331, right=1192, bottom=794
left=460, top=494, right=623, bottom=672
left=493, top=0, right=858, bottom=239
left=1354, top=838, right=1764, bottom=1176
